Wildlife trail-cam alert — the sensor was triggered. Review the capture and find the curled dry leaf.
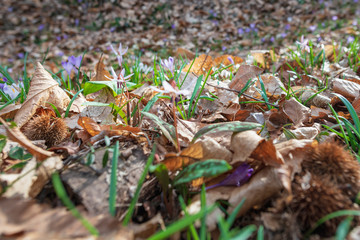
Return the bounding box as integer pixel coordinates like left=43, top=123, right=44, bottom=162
left=0, top=117, right=54, bottom=161
left=332, top=78, right=360, bottom=100
left=0, top=156, right=62, bottom=198
left=0, top=197, right=133, bottom=239
left=182, top=54, right=213, bottom=76
left=231, top=130, right=283, bottom=166
left=78, top=116, right=142, bottom=138
left=0, top=104, right=21, bottom=119
left=258, top=73, right=286, bottom=98
left=91, top=58, right=113, bottom=81
left=14, top=62, right=70, bottom=128
left=228, top=64, right=263, bottom=91
left=162, top=141, right=204, bottom=171
left=282, top=97, right=311, bottom=127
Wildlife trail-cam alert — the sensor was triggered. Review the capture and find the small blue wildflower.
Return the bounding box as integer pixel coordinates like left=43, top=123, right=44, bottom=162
left=222, top=46, right=227, bottom=51
left=281, top=32, right=287, bottom=38
left=238, top=28, right=244, bottom=35
left=17, top=53, right=24, bottom=59
left=308, top=25, right=317, bottom=32
left=285, top=24, right=291, bottom=31
left=38, top=24, right=44, bottom=31
left=332, top=16, right=338, bottom=21
left=110, top=26, right=116, bottom=32
left=270, top=36, right=275, bottom=42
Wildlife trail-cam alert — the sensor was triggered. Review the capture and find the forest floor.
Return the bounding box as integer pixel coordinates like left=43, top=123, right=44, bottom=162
left=0, top=0, right=360, bottom=239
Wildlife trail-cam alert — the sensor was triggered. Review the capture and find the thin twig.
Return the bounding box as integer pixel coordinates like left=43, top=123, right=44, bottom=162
left=206, top=82, right=279, bottom=108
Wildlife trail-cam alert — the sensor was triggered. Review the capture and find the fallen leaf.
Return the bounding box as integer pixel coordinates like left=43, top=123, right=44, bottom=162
left=0, top=156, right=62, bottom=198
left=282, top=97, right=311, bottom=127
left=182, top=54, right=213, bottom=76
left=229, top=64, right=264, bottom=91
left=0, top=104, right=21, bottom=119
left=90, top=58, right=113, bottom=81
left=14, top=62, right=70, bottom=128
left=0, top=197, right=133, bottom=239
left=333, top=78, right=360, bottom=100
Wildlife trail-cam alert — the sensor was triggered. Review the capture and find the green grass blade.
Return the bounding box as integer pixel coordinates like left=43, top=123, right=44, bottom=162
left=46, top=102, right=62, bottom=118
left=109, top=141, right=119, bottom=217
left=230, top=225, right=257, bottom=240
left=179, top=196, right=200, bottom=240
left=328, top=104, right=349, bottom=146
left=305, top=210, right=360, bottom=237
left=122, top=144, right=156, bottom=226
left=226, top=198, right=246, bottom=230
left=257, top=225, right=264, bottom=240
left=148, top=204, right=216, bottom=240
left=64, top=89, right=83, bottom=118
left=200, top=184, right=207, bottom=240
left=191, top=121, right=261, bottom=143
left=335, top=216, right=353, bottom=240
left=52, top=172, right=99, bottom=236
left=334, top=93, right=360, bottom=132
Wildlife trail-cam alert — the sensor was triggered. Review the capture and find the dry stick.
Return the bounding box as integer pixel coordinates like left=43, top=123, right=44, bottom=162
left=206, top=82, right=279, bottom=108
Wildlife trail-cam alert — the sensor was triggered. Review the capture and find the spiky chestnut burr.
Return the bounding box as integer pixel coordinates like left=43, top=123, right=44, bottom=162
left=22, top=112, right=68, bottom=148
left=302, top=142, right=360, bottom=198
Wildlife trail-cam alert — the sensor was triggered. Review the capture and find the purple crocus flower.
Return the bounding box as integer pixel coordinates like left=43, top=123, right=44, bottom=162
left=347, top=36, right=355, bottom=44
left=17, top=53, right=24, bottom=59
left=238, top=28, right=244, bottom=35
left=206, top=163, right=254, bottom=190
left=62, top=61, right=74, bottom=75
left=0, top=77, right=8, bottom=90
left=161, top=57, right=175, bottom=73
left=68, top=55, right=82, bottom=73
left=227, top=56, right=234, bottom=65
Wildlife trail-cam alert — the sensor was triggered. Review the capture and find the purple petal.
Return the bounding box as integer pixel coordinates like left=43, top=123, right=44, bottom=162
left=206, top=163, right=254, bottom=190
left=62, top=61, right=73, bottom=75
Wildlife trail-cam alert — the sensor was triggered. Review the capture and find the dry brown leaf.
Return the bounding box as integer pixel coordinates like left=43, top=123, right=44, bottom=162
left=250, top=50, right=273, bottom=69
left=282, top=97, right=311, bottom=127
left=175, top=47, right=196, bottom=60
left=0, top=197, right=133, bottom=239
left=324, top=44, right=339, bottom=62
left=0, top=104, right=21, bottom=119
left=163, top=141, right=204, bottom=171
left=250, top=140, right=284, bottom=167
left=231, top=130, right=263, bottom=163
left=78, top=116, right=101, bottom=137
left=257, top=73, right=286, bottom=98
left=333, top=78, right=360, bottom=100
left=0, top=117, right=54, bottom=161
left=91, top=58, right=113, bottom=81
left=81, top=88, right=115, bottom=123
left=182, top=54, right=213, bottom=76
left=14, top=62, right=70, bottom=128
left=213, top=55, right=244, bottom=67
left=228, top=64, right=264, bottom=91
left=0, top=156, right=62, bottom=198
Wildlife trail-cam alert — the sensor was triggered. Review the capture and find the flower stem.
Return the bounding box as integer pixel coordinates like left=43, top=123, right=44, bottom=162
left=172, top=96, right=180, bottom=153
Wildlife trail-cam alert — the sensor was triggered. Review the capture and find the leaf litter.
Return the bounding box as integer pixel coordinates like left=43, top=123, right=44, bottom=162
left=0, top=0, right=360, bottom=239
